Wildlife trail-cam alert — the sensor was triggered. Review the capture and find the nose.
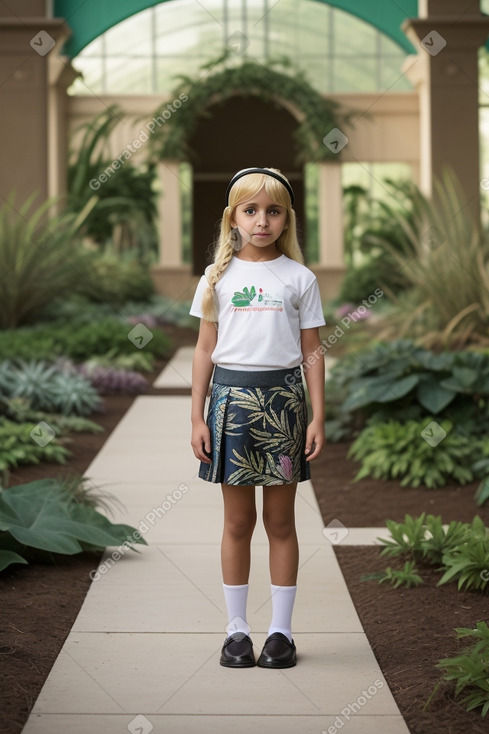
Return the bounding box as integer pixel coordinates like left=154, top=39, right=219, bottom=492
left=256, top=209, right=268, bottom=226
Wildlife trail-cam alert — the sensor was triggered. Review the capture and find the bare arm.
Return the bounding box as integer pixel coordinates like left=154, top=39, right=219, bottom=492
left=300, top=327, right=325, bottom=462
left=191, top=319, right=218, bottom=463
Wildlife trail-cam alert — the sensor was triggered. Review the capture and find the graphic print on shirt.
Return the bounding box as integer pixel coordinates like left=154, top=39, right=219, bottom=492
left=231, top=285, right=283, bottom=311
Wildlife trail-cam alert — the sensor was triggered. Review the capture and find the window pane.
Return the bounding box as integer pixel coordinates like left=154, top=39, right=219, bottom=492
left=105, top=8, right=152, bottom=56
left=70, top=0, right=413, bottom=96
left=105, top=57, right=153, bottom=95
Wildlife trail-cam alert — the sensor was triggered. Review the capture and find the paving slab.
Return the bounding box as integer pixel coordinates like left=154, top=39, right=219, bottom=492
left=23, top=714, right=408, bottom=734
left=73, top=544, right=364, bottom=634
left=153, top=346, right=194, bottom=389
left=29, top=632, right=399, bottom=717
left=21, top=355, right=409, bottom=734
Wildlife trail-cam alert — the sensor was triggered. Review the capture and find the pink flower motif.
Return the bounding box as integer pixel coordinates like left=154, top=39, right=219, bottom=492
left=277, top=454, right=293, bottom=481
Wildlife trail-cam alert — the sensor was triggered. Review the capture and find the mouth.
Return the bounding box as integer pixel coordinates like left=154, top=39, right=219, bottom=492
left=253, top=232, right=271, bottom=237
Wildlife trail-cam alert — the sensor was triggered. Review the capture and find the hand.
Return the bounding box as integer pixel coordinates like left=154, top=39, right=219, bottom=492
left=191, top=420, right=212, bottom=463
left=305, top=419, right=325, bottom=462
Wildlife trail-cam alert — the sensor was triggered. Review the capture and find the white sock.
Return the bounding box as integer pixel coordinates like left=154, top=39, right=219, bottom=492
left=223, top=583, right=251, bottom=637
left=267, top=584, right=297, bottom=643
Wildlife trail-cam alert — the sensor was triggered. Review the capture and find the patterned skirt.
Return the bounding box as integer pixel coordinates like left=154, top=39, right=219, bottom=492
left=199, top=366, right=311, bottom=486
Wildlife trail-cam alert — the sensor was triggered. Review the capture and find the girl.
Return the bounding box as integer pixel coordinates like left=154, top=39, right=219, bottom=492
left=190, top=167, right=325, bottom=669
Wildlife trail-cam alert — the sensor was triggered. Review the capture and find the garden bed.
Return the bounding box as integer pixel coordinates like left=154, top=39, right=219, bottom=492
left=0, top=325, right=197, bottom=734
left=2, top=329, right=489, bottom=734
left=312, top=445, right=489, bottom=734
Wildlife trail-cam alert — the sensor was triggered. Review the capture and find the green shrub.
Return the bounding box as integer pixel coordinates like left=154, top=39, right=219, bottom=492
left=378, top=513, right=481, bottom=565
left=337, top=256, right=396, bottom=304
left=0, top=477, right=146, bottom=572
left=0, top=418, right=70, bottom=471
left=2, top=398, right=104, bottom=435
left=0, top=194, right=96, bottom=329
left=78, top=251, right=155, bottom=305
left=325, top=339, right=489, bottom=442
left=426, top=622, right=489, bottom=717
left=0, top=360, right=102, bottom=416
left=438, top=536, right=489, bottom=592
left=375, top=171, right=489, bottom=348
left=377, top=514, right=489, bottom=593
left=0, top=319, right=172, bottom=361
left=67, top=106, right=159, bottom=259
left=348, top=419, right=478, bottom=488
left=378, top=560, right=424, bottom=589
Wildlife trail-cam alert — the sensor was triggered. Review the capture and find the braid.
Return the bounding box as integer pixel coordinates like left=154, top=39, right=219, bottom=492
left=200, top=207, right=234, bottom=322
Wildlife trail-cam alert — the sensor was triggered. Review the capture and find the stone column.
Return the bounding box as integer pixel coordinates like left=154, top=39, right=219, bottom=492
left=0, top=16, right=70, bottom=206
left=150, top=159, right=198, bottom=299
left=402, top=0, right=489, bottom=221
left=156, top=160, right=183, bottom=267
left=48, top=56, right=81, bottom=207
left=318, top=161, right=344, bottom=268
left=315, top=161, right=345, bottom=298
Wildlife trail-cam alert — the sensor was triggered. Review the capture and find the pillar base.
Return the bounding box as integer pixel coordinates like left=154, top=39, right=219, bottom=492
left=150, top=264, right=199, bottom=301
left=310, top=265, right=346, bottom=301
left=151, top=263, right=346, bottom=303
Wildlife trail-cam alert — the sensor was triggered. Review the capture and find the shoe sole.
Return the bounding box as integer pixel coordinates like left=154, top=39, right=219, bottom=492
left=220, top=660, right=256, bottom=668
left=256, top=659, right=296, bottom=668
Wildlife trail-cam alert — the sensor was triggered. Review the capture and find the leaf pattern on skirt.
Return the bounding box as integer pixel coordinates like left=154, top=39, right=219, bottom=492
left=199, top=381, right=310, bottom=486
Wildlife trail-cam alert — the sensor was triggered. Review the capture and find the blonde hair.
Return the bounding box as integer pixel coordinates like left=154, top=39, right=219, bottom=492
left=201, top=168, right=304, bottom=322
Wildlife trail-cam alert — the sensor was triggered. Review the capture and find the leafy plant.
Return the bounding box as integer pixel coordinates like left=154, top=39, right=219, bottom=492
left=147, top=51, right=351, bottom=164
left=79, top=350, right=154, bottom=373
left=348, top=419, right=477, bottom=488
left=0, top=478, right=146, bottom=572
left=0, top=360, right=102, bottom=416
left=375, top=170, right=489, bottom=349
left=325, top=339, right=489, bottom=442
left=1, top=396, right=103, bottom=434
left=76, top=363, right=148, bottom=394
left=0, top=319, right=172, bottom=361
left=378, top=514, right=479, bottom=565
left=426, top=622, right=489, bottom=717
left=340, top=179, right=421, bottom=301
left=67, top=106, right=158, bottom=260
left=437, top=535, right=489, bottom=592
left=377, top=514, right=489, bottom=593
left=0, top=194, right=96, bottom=329
left=0, top=418, right=70, bottom=471
left=378, top=560, right=424, bottom=588
left=77, top=249, right=155, bottom=305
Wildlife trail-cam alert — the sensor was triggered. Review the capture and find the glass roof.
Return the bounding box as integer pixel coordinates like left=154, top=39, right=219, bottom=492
left=68, top=0, right=412, bottom=96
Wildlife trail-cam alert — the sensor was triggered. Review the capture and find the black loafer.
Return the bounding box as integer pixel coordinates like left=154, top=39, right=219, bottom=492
left=220, top=632, right=256, bottom=668
left=257, top=632, right=297, bottom=668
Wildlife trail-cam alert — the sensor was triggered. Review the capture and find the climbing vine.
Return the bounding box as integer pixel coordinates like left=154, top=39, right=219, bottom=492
left=146, top=51, right=353, bottom=164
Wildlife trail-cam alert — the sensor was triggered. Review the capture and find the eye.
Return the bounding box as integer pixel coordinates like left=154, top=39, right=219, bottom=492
left=269, top=209, right=280, bottom=215
left=244, top=207, right=255, bottom=215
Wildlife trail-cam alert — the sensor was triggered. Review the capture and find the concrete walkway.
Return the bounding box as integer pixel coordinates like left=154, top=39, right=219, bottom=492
left=22, top=349, right=409, bottom=734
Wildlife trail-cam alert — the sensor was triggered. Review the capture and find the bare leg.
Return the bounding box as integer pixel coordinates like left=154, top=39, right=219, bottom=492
left=220, top=484, right=256, bottom=585
left=262, top=483, right=299, bottom=586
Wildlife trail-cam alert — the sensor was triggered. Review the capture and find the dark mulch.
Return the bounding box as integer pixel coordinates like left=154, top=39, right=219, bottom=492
left=312, top=441, right=489, bottom=527
left=311, top=443, right=489, bottom=734
left=2, top=328, right=489, bottom=734
left=333, top=547, right=489, bottom=734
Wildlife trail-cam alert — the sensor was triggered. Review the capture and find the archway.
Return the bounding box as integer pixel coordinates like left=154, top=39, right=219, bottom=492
left=188, top=95, right=305, bottom=275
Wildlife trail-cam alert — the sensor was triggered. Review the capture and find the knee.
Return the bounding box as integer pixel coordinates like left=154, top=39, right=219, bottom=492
left=262, top=510, right=295, bottom=540
left=224, top=510, right=257, bottom=540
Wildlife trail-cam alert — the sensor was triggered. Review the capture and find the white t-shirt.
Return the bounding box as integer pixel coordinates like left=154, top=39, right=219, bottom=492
left=189, top=254, right=325, bottom=371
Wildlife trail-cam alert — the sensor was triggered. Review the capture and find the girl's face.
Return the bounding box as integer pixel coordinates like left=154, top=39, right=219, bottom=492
left=230, top=186, right=288, bottom=255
